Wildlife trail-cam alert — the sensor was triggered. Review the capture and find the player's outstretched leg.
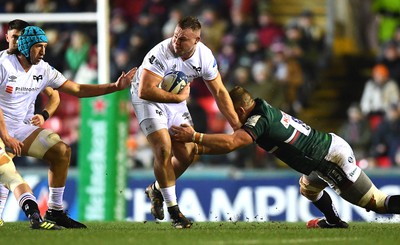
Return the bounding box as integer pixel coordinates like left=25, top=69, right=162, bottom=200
left=145, top=183, right=165, bottom=220
left=168, top=205, right=192, bottom=229
left=44, top=209, right=87, bottom=229
left=307, top=218, right=349, bottom=229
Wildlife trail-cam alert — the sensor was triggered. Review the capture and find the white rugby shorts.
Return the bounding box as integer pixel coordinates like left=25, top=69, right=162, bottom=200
left=6, top=120, right=39, bottom=142
left=132, top=100, right=193, bottom=136
left=323, top=133, right=362, bottom=183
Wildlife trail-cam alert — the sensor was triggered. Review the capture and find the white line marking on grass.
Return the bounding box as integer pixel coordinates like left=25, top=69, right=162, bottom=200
left=213, top=237, right=361, bottom=245
left=280, top=237, right=361, bottom=244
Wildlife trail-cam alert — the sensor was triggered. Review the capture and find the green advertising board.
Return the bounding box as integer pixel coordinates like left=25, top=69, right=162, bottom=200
left=78, top=90, right=129, bottom=221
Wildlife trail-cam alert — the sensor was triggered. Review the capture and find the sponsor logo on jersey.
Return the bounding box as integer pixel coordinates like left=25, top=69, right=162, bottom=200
left=348, top=167, right=357, bottom=177
left=213, top=58, right=217, bottom=67
left=14, top=87, right=40, bottom=93
left=245, top=115, right=261, bottom=128
left=280, top=111, right=290, bottom=128
left=33, top=75, right=43, bottom=82
left=149, top=55, right=165, bottom=70
left=5, top=85, right=13, bottom=93
left=7, top=75, right=17, bottom=83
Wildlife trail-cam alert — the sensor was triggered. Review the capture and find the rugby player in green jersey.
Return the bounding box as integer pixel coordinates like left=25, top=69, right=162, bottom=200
left=171, top=86, right=400, bottom=228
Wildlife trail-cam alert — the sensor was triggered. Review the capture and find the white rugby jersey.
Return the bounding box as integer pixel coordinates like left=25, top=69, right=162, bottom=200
left=131, top=38, right=218, bottom=103
left=0, top=50, right=9, bottom=64
left=0, top=54, right=66, bottom=123
left=0, top=50, right=36, bottom=122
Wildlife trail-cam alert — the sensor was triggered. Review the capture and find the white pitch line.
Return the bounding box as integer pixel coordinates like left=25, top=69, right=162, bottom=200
left=212, top=237, right=361, bottom=245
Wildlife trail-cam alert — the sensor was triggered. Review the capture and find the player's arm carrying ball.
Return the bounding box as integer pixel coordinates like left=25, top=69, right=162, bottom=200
left=138, top=68, right=190, bottom=103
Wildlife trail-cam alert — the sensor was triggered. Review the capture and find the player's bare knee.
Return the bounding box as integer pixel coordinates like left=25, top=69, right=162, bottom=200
left=55, top=142, right=71, bottom=161
left=154, top=145, right=172, bottom=164
left=44, top=142, right=71, bottom=165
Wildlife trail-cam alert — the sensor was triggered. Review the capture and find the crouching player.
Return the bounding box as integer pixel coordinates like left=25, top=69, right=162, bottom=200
left=0, top=133, right=60, bottom=229
left=171, top=86, right=400, bottom=228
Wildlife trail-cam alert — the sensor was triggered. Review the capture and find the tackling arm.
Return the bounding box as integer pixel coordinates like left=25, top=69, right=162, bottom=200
left=204, top=72, right=241, bottom=130
left=170, top=124, right=253, bottom=154
left=138, top=68, right=190, bottom=103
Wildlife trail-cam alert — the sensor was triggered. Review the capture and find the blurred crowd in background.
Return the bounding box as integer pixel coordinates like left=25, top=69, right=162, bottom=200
left=1, top=0, right=400, bottom=170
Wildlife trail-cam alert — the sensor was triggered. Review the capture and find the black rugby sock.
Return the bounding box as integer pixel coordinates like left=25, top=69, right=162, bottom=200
left=312, top=190, right=341, bottom=224
left=386, top=195, right=400, bottom=213
left=21, top=199, right=41, bottom=220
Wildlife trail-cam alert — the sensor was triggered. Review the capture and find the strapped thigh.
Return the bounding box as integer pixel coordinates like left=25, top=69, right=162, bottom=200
left=0, top=139, right=25, bottom=192
left=340, top=171, right=388, bottom=213
left=27, top=129, right=62, bottom=159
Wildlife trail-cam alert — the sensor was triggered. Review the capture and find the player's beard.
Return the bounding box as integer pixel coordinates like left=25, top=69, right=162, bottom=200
left=170, top=41, right=195, bottom=59
left=176, top=46, right=196, bottom=60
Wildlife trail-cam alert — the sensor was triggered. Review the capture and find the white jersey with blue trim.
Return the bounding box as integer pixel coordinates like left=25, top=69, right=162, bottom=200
left=0, top=54, right=66, bottom=124
left=130, top=38, right=218, bottom=103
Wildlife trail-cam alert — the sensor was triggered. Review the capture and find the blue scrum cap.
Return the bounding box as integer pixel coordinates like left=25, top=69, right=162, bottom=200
left=17, top=26, right=48, bottom=58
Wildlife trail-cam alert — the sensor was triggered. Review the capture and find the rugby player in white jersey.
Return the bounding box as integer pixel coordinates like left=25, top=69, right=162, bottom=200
left=130, top=16, right=241, bottom=228
left=172, top=86, right=400, bottom=228
left=0, top=19, right=60, bottom=227
left=0, top=25, right=136, bottom=228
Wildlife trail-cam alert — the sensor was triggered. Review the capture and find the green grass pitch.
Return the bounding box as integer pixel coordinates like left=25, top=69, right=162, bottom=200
left=1, top=221, right=399, bottom=245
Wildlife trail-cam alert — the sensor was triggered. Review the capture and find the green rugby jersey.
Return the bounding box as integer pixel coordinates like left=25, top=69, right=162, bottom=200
left=243, top=98, right=332, bottom=174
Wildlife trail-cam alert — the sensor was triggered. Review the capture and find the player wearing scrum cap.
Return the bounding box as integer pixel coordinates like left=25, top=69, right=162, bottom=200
left=0, top=19, right=60, bottom=227
left=0, top=26, right=136, bottom=228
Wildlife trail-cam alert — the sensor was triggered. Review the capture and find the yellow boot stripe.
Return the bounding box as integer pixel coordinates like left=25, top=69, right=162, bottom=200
left=40, top=222, right=55, bottom=229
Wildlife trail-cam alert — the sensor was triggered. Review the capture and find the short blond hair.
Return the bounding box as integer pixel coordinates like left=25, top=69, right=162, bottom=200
left=229, top=86, right=253, bottom=108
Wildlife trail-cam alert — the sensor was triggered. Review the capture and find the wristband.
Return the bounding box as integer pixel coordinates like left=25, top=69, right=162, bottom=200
left=192, top=132, right=203, bottom=144
left=194, top=143, right=204, bottom=155
left=197, top=144, right=204, bottom=155
left=192, top=132, right=197, bottom=142
left=41, top=110, right=50, bottom=121
left=199, top=133, right=204, bottom=144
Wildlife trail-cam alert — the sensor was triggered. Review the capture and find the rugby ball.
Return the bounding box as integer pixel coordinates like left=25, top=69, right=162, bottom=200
left=159, top=71, right=188, bottom=94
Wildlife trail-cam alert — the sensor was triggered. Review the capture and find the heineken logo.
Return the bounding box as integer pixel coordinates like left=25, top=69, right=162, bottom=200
left=85, top=120, right=107, bottom=220
left=93, top=99, right=106, bottom=113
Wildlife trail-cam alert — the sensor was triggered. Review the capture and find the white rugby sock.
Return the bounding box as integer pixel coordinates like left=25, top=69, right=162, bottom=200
left=160, top=185, right=177, bottom=207
left=154, top=181, right=160, bottom=191
left=48, top=187, right=65, bottom=211
left=0, top=185, right=9, bottom=218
